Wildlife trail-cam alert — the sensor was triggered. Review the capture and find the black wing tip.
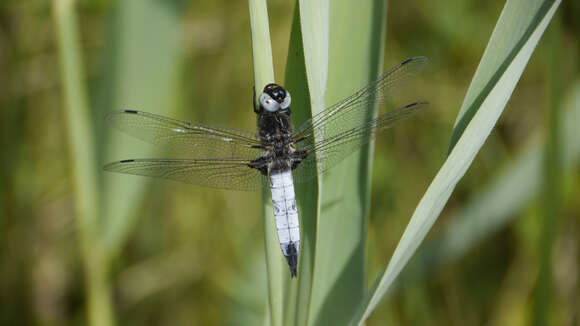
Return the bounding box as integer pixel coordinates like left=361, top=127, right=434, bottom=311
left=103, top=159, right=135, bottom=172
left=404, top=56, right=429, bottom=64
left=104, top=109, right=139, bottom=122
left=406, top=100, right=429, bottom=108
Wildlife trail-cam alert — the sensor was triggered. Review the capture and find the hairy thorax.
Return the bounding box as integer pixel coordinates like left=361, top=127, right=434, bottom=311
left=255, top=111, right=298, bottom=173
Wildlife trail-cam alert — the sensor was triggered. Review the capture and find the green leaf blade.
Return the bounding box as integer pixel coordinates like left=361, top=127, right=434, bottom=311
left=352, top=0, right=562, bottom=324
left=307, top=0, right=388, bottom=325
left=448, top=0, right=560, bottom=153
left=286, top=0, right=330, bottom=324
left=101, top=0, right=185, bottom=258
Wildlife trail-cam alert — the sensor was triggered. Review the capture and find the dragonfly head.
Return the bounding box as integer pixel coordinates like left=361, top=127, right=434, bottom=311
left=258, top=83, right=291, bottom=113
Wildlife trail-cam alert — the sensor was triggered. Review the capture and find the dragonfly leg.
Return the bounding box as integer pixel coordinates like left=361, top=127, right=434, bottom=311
left=290, top=150, right=308, bottom=170
left=248, top=156, right=269, bottom=175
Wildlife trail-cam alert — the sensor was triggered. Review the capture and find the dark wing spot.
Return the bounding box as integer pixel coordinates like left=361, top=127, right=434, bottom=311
left=124, top=110, right=138, bottom=114
left=405, top=101, right=429, bottom=108
left=120, top=159, right=135, bottom=163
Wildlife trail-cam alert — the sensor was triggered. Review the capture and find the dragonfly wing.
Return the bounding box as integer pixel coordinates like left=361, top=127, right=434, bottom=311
left=292, top=102, right=427, bottom=183
left=106, top=110, right=264, bottom=159
left=104, top=158, right=268, bottom=191
left=293, top=56, right=427, bottom=145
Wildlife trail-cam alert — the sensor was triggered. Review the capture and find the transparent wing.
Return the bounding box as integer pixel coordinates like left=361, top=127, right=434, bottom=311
left=107, top=110, right=264, bottom=159
left=292, top=102, right=427, bottom=184
left=289, top=57, right=427, bottom=183
left=293, top=56, right=427, bottom=146
left=104, top=158, right=268, bottom=191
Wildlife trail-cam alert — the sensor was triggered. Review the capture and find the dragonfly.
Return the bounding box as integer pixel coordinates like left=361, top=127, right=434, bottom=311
left=104, top=56, right=428, bottom=277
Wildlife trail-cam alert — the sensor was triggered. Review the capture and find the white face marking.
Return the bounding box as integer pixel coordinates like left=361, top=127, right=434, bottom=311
left=280, top=91, right=291, bottom=110
left=259, top=93, right=281, bottom=112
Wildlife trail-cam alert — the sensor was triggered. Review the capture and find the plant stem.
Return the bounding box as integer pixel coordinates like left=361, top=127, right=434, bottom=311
left=52, top=0, right=113, bottom=325
left=247, top=1, right=283, bottom=325
left=533, top=15, right=563, bottom=326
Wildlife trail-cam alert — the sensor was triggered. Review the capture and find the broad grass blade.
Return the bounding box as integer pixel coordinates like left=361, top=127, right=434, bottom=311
left=351, top=0, right=561, bottom=324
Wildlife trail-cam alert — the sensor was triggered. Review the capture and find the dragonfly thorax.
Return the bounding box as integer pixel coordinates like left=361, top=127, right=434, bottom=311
left=257, top=110, right=293, bottom=142
left=251, top=108, right=302, bottom=174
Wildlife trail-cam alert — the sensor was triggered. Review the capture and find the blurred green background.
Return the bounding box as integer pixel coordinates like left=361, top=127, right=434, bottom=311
left=0, top=0, right=578, bottom=325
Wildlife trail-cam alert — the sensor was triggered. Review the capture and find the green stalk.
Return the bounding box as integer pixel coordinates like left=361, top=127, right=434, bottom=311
left=249, top=0, right=275, bottom=90
left=52, top=0, right=113, bottom=325
left=533, top=16, right=563, bottom=326
left=247, top=1, right=283, bottom=325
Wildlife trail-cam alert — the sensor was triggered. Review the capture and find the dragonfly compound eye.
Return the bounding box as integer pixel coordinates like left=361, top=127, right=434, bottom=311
left=259, top=93, right=281, bottom=112
left=271, top=88, right=286, bottom=102
left=263, top=83, right=288, bottom=102
left=280, top=91, right=291, bottom=110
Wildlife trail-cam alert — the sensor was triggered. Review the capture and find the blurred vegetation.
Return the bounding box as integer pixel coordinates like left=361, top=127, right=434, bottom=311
left=0, top=0, right=578, bottom=325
